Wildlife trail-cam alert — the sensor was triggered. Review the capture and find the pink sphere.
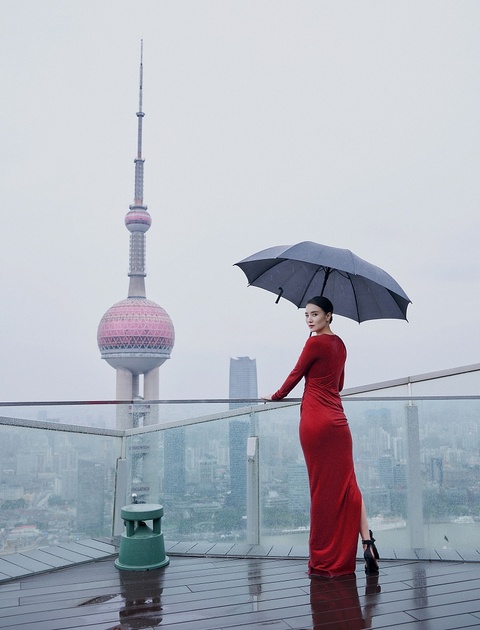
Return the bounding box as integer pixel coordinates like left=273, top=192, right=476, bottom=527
left=97, top=298, right=175, bottom=373
left=125, top=208, right=152, bottom=233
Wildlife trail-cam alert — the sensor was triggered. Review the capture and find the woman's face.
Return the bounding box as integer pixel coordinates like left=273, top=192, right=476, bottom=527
left=305, top=303, right=331, bottom=334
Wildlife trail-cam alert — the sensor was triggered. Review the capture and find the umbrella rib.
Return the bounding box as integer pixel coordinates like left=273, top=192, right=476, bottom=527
left=320, top=268, right=332, bottom=297
left=298, top=266, right=329, bottom=306
left=349, top=276, right=361, bottom=322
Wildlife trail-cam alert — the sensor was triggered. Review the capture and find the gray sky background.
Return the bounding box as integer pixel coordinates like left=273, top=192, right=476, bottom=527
left=1, top=1, right=479, bottom=402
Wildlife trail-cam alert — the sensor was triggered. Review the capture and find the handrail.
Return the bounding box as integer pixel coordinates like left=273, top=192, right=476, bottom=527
left=1, top=394, right=479, bottom=408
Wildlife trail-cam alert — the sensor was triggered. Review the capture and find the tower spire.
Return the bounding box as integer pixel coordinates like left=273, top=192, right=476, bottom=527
left=134, top=39, right=145, bottom=205
left=125, top=40, right=152, bottom=298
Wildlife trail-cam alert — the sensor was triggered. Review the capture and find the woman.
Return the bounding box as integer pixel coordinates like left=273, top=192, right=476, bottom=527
left=264, top=295, right=379, bottom=577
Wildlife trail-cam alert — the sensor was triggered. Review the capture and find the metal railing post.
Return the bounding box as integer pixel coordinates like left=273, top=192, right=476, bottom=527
left=406, top=403, right=424, bottom=548
left=247, top=410, right=260, bottom=545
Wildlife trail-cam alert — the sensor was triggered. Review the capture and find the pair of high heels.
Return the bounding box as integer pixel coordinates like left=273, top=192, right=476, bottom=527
left=362, top=529, right=379, bottom=575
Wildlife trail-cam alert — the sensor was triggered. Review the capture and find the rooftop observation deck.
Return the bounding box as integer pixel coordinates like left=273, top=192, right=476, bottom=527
left=1, top=538, right=480, bottom=629
left=1, top=364, right=479, bottom=628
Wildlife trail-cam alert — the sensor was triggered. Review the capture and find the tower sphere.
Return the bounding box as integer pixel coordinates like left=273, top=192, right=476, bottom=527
left=125, top=205, right=152, bottom=233
left=97, top=298, right=175, bottom=374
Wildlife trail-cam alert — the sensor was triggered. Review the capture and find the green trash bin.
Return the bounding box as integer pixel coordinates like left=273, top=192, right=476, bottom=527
left=115, top=503, right=169, bottom=571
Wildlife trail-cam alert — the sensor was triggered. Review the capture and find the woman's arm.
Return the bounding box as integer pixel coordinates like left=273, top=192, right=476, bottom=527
left=270, top=338, right=317, bottom=400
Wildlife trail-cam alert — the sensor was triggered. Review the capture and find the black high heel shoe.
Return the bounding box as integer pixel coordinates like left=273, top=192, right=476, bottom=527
left=362, top=530, right=379, bottom=575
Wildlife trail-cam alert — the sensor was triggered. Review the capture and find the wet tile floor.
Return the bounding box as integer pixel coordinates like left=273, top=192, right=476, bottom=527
left=1, top=553, right=480, bottom=629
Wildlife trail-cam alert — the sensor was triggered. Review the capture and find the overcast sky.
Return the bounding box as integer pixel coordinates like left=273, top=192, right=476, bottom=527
left=1, top=1, right=479, bottom=402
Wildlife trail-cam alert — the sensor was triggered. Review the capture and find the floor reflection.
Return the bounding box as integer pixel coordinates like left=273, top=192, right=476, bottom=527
left=247, top=559, right=263, bottom=611
left=110, top=568, right=165, bottom=629
left=309, top=573, right=381, bottom=629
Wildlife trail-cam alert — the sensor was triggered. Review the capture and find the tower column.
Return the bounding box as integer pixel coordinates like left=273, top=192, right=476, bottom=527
left=116, top=368, right=133, bottom=400
left=131, top=374, right=140, bottom=399
left=144, top=367, right=160, bottom=426
left=116, top=368, right=133, bottom=430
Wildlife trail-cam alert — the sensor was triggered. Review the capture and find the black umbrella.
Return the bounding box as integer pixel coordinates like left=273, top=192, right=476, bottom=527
left=234, top=241, right=411, bottom=323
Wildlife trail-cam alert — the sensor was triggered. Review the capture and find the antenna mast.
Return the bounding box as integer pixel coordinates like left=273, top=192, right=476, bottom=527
left=134, top=39, right=145, bottom=206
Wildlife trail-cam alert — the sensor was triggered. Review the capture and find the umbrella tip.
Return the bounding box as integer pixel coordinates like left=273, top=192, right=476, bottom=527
left=275, top=287, right=284, bottom=304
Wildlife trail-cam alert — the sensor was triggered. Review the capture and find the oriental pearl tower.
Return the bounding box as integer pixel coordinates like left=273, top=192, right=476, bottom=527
left=97, top=45, right=175, bottom=429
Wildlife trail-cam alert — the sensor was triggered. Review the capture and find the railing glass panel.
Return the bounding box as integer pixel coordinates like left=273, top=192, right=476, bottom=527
left=1, top=390, right=479, bottom=559
left=257, top=397, right=480, bottom=552
left=124, top=407, right=255, bottom=544
left=0, top=415, right=122, bottom=556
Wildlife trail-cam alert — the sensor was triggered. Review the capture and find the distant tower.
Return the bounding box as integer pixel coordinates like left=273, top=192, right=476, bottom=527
left=227, top=357, right=258, bottom=511
left=229, top=357, right=258, bottom=409
left=97, top=43, right=175, bottom=428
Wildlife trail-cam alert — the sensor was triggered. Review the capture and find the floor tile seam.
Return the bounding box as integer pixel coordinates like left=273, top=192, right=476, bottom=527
left=356, top=583, right=480, bottom=607
left=2, top=599, right=167, bottom=626
left=0, top=586, right=21, bottom=597
left=179, top=579, right=307, bottom=595
left=148, top=599, right=316, bottom=629
left=17, top=575, right=120, bottom=591
left=77, top=538, right=117, bottom=550
left=196, top=598, right=371, bottom=628
left=164, top=563, right=305, bottom=579
left=9, top=583, right=192, bottom=613
left=172, top=560, right=308, bottom=573
left=398, top=568, right=480, bottom=583
left=167, top=566, right=309, bottom=583
left=4, top=560, right=116, bottom=588
left=139, top=593, right=307, bottom=616
left=18, top=574, right=120, bottom=589
left=162, top=589, right=316, bottom=621
left=414, top=588, right=480, bottom=609
left=168, top=556, right=304, bottom=571
left=0, top=557, right=61, bottom=573
left=405, top=599, right=480, bottom=621
left=184, top=576, right=306, bottom=592
left=0, top=597, right=121, bottom=620
left=172, top=574, right=310, bottom=594
left=347, top=615, right=480, bottom=630
left=15, top=568, right=304, bottom=595
left=6, top=612, right=122, bottom=630
left=0, top=602, right=128, bottom=628
left=15, top=585, right=127, bottom=607
left=16, top=579, right=124, bottom=599
left=400, top=574, right=480, bottom=589
left=156, top=584, right=308, bottom=607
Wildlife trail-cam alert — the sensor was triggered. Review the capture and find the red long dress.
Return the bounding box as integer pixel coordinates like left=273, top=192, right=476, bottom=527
left=271, top=334, right=362, bottom=577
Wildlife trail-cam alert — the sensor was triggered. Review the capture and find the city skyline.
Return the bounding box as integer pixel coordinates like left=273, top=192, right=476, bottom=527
left=1, top=2, right=479, bottom=403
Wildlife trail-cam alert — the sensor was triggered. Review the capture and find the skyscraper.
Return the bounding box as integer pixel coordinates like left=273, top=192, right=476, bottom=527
left=227, top=357, right=258, bottom=511
left=97, top=44, right=175, bottom=428
left=163, top=427, right=186, bottom=498
left=77, top=459, right=106, bottom=536
left=229, top=357, right=258, bottom=410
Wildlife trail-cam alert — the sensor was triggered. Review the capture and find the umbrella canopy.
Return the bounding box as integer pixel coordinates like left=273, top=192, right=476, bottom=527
left=235, top=241, right=411, bottom=323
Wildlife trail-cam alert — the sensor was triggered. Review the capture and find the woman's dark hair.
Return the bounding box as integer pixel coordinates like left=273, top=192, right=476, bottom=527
left=306, top=296, right=334, bottom=322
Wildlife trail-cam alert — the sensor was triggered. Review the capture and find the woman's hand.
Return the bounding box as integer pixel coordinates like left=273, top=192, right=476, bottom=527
left=261, top=394, right=273, bottom=401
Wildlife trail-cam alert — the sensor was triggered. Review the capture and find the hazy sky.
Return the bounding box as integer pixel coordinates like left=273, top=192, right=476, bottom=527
left=1, top=1, right=479, bottom=402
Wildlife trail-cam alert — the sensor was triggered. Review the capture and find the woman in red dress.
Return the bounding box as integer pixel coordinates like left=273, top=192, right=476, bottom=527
left=264, top=296, right=379, bottom=577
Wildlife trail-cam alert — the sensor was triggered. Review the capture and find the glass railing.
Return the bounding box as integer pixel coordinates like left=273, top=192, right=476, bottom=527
left=0, top=413, right=123, bottom=555
left=1, top=369, right=479, bottom=559
left=126, top=394, right=480, bottom=555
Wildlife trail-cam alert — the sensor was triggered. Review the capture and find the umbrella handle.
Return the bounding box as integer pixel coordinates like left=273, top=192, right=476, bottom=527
left=275, top=287, right=284, bottom=304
